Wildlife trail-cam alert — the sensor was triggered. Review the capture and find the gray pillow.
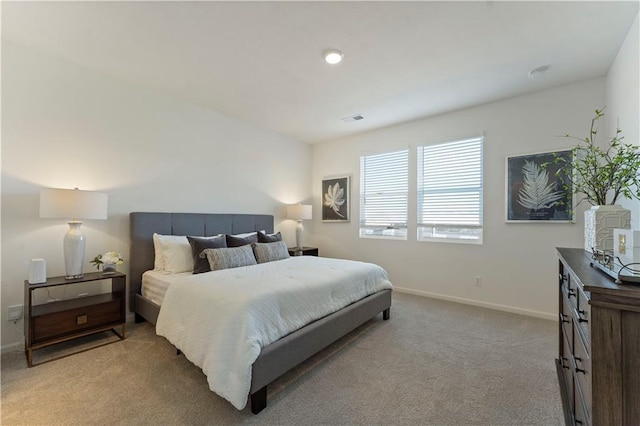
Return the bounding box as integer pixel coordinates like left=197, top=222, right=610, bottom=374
left=226, top=233, right=258, bottom=247
left=257, top=231, right=282, bottom=243
left=188, top=235, right=227, bottom=274
left=201, top=245, right=257, bottom=271
left=251, top=240, right=290, bottom=264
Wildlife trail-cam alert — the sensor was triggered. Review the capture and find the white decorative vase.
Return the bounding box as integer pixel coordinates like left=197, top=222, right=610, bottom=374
left=584, top=205, right=631, bottom=252
left=102, top=263, right=116, bottom=275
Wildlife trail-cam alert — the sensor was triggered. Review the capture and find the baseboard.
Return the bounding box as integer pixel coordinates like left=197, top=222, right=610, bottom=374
left=1, top=341, right=25, bottom=355
left=393, top=286, right=557, bottom=321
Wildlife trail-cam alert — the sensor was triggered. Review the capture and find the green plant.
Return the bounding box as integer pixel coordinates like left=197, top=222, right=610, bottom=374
left=555, top=109, right=640, bottom=206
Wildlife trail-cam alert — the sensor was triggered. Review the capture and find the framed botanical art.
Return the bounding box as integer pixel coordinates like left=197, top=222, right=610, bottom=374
left=506, top=150, right=573, bottom=222
left=322, top=175, right=350, bottom=222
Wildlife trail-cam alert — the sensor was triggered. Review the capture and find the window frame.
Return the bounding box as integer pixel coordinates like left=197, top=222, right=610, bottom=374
left=359, top=148, right=409, bottom=240
left=417, top=136, right=484, bottom=245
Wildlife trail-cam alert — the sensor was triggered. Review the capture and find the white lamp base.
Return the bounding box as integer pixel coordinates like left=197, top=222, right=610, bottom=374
left=295, top=220, right=304, bottom=249
left=64, top=221, right=86, bottom=279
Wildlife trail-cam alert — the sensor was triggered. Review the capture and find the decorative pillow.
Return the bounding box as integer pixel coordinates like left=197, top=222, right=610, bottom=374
left=231, top=231, right=259, bottom=238
left=252, top=240, right=290, bottom=264
left=201, top=246, right=257, bottom=271
left=226, top=232, right=259, bottom=247
left=152, top=233, right=166, bottom=270
left=187, top=235, right=227, bottom=274
left=257, top=231, right=282, bottom=243
left=152, top=233, right=193, bottom=273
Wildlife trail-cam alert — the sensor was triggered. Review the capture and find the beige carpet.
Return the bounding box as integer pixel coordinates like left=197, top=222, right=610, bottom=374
left=1, top=292, right=564, bottom=425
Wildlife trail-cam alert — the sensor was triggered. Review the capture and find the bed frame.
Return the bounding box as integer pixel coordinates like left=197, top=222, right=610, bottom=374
left=129, top=212, right=391, bottom=414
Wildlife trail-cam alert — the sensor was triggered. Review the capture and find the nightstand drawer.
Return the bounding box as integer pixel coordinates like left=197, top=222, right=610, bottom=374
left=33, top=299, right=122, bottom=342
left=288, top=247, right=319, bottom=256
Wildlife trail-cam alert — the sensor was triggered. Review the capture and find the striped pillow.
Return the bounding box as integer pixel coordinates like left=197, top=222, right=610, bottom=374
left=252, top=241, right=290, bottom=264
left=201, top=245, right=257, bottom=271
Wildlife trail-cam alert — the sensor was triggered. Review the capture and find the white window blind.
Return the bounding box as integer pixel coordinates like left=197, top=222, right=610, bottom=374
left=359, top=149, right=408, bottom=239
left=417, top=137, right=483, bottom=243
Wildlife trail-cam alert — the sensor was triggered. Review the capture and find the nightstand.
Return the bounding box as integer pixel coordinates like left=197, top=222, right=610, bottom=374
left=288, top=246, right=319, bottom=257
left=24, top=271, right=126, bottom=367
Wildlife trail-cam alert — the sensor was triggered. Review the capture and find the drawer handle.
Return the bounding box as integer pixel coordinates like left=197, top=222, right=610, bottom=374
left=561, top=357, right=570, bottom=369
left=567, top=289, right=576, bottom=298
left=578, top=309, right=588, bottom=323
left=559, top=273, right=567, bottom=283
left=574, top=357, right=586, bottom=374
left=559, top=313, right=570, bottom=323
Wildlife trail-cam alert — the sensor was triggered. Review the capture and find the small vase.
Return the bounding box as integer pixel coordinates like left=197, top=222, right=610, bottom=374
left=102, top=263, right=116, bottom=274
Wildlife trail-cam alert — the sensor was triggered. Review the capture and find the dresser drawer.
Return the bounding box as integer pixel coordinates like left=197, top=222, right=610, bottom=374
left=33, top=299, right=122, bottom=343
left=574, top=388, right=591, bottom=426
left=561, top=290, right=573, bottom=350
left=573, top=322, right=591, bottom=423
left=561, top=328, right=574, bottom=411
left=575, top=285, right=590, bottom=344
left=566, top=273, right=579, bottom=311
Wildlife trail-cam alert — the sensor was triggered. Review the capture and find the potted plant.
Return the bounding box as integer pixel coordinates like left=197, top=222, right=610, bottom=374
left=554, top=109, right=640, bottom=252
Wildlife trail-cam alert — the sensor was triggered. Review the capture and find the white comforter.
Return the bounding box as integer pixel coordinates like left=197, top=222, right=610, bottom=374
left=155, top=255, right=392, bottom=410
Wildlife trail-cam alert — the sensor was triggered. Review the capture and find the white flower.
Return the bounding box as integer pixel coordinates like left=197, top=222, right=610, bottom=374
left=324, top=182, right=345, bottom=217
left=92, top=251, right=125, bottom=269
left=101, top=251, right=124, bottom=265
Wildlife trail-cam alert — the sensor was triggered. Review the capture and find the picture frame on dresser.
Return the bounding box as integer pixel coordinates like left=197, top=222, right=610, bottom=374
left=322, top=174, right=350, bottom=222
left=506, top=150, right=573, bottom=223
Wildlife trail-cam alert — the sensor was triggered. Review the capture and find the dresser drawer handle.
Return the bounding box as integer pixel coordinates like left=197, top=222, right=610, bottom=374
left=567, top=289, right=576, bottom=298
left=559, top=273, right=567, bottom=283
left=574, top=357, right=587, bottom=374
left=578, top=309, right=588, bottom=323
left=559, top=313, right=570, bottom=323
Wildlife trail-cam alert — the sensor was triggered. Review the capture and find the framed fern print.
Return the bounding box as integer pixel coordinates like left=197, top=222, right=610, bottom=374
left=506, top=150, right=573, bottom=222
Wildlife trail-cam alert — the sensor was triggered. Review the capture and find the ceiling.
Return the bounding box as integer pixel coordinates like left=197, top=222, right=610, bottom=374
left=2, top=1, right=638, bottom=144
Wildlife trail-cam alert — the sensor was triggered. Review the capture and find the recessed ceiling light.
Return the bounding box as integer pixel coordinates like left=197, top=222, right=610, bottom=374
left=324, top=49, right=344, bottom=65
left=528, top=65, right=550, bottom=80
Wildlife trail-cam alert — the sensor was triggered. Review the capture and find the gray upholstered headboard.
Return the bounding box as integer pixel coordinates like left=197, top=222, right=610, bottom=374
left=129, top=212, right=274, bottom=311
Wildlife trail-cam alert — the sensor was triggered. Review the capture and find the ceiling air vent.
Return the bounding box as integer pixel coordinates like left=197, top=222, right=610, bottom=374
left=341, top=114, right=364, bottom=123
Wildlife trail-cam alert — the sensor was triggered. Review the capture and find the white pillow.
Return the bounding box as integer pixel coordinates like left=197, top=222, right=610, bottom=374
left=152, top=233, right=194, bottom=273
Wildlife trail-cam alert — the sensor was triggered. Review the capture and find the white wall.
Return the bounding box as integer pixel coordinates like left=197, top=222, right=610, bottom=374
left=311, top=78, right=606, bottom=319
left=1, top=41, right=312, bottom=351
left=606, top=13, right=640, bottom=226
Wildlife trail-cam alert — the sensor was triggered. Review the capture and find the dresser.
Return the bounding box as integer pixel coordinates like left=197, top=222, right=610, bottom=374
left=556, top=248, right=640, bottom=425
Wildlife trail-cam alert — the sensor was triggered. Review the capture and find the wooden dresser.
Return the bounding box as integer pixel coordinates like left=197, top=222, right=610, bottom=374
left=556, top=248, right=640, bottom=425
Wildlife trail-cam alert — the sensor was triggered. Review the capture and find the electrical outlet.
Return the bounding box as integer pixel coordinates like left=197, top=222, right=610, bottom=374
left=8, top=304, right=23, bottom=321
left=474, top=276, right=482, bottom=287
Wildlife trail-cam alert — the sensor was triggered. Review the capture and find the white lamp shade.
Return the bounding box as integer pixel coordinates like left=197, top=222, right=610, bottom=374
left=40, top=188, right=108, bottom=220
left=287, top=204, right=312, bottom=221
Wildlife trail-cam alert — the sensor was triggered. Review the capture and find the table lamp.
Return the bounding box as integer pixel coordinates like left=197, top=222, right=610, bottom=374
left=287, top=204, right=312, bottom=250
left=40, top=188, right=108, bottom=279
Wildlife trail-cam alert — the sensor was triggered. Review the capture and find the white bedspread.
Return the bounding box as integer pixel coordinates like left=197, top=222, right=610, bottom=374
left=155, top=255, right=392, bottom=410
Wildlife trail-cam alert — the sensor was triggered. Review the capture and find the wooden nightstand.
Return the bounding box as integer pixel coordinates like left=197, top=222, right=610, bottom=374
left=288, top=246, right=319, bottom=257
left=24, top=271, right=126, bottom=367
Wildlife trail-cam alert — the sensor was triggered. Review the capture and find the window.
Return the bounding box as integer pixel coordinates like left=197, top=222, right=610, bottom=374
left=359, top=149, right=408, bottom=239
left=417, top=137, right=483, bottom=243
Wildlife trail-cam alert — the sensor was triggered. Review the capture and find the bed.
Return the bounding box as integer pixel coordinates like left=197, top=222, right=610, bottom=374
left=129, top=212, right=392, bottom=413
